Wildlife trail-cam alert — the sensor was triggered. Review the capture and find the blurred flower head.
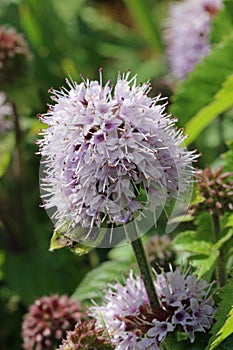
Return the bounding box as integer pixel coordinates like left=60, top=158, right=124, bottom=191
left=21, top=294, right=85, bottom=350
left=145, top=234, right=176, bottom=271
left=38, top=70, right=197, bottom=248
left=164, top=0, right=222, bottom=80
left=57, top=319, right=114, bottom=350
left=0, top=26, right=31, bottom=85
left=190, top=166, right=233, bottom=216
left=0, top=91, right=12, bottom=136
left=90, top=267, right=215, bottom=349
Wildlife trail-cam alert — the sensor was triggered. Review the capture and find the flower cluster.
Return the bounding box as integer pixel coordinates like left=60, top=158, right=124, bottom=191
left=21, top=294, right=85, bottom=350
left=0, top=91, right=12, bottom=136
left=164, top=0, right=222, bottom=80
left=0, top=26, right=30, bottom=85
left=90, top=268, right=215, bottom=349
left=38, top=71, right=196, bottom=246
left=190, top=166, right=233, bottom=216
left=57, top=319, right=114, bottom=350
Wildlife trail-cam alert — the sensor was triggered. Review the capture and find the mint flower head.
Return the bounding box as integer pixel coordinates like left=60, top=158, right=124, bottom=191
left=37, top=70, right=197, bottom=247
left=90, top=268, right=215, bottom=349
left=164, top=0, right=222, bottom=80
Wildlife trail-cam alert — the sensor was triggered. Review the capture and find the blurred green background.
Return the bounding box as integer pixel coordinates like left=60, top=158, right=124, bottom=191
left=0, top=0, right=232, bottom=348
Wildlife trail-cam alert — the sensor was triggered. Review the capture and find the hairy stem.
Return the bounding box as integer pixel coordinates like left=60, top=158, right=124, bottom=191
left=213, top=214, right=226, bottom=287
left=124, top=222, right=159, bottom=312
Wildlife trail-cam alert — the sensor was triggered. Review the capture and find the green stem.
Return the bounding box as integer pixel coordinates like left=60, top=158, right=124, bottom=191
left=124, top=222, right=159, bottom=312
left=213, top=214, right=226, bottom=287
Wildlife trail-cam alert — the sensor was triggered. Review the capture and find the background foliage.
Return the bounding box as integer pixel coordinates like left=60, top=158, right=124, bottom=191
left=0, top=0, right=232, bottom=349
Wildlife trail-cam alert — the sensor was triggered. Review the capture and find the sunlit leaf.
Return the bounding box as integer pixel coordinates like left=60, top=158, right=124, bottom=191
left=209, top=306, right=233, bottom=350
left=0, top=132, right=14, bottom=177
left=171, top=33, right=233, bottom=127
left=207, top=270, right=233, bottom=350
left=185, top=75, right=233, bottom=145
left=124, top=0, right=162, bottom=51
left=72, top=260, right=133, bottom=304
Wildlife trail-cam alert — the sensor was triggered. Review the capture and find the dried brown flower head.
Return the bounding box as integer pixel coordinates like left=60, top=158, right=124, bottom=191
left=190, top=166, right=233, bottom=216
left=57, top=319, right=114, bottom=350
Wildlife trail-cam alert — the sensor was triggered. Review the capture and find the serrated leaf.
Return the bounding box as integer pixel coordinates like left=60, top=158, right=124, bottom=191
left=207, top=270, right=233, bottom=350
left=171, top=33, right=233, bottom=127
left=209, top=306, right=233, bottom=350
left=173, top=231, right=213, bottom=254
left=72, top=260, right=133, bottom=304
left=173, top=213, right=219, bottom=278
left=192, top=250, right=219, bottom=279
left=185, top=75, right=233, bottom=145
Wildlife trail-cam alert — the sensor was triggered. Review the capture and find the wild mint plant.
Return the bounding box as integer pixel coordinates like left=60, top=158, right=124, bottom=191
left=0, top=1, right=232, bottom=349
left=37, top=70, right=197, bottom=313
left=174, top=156, right=233, bottom=287
left=89, top=268, right=215, bottom=349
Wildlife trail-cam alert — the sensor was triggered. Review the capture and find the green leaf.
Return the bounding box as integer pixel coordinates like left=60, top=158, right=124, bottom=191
left=207, top=270, right=233, bottom=350
left=165, top=332, right=210, bottom=350
left=173, top=214, right=219, bottom=278
left=224, top=0, right=233, bottom=23
left=185, top=75, right=233, bottom=145
left=209, top=307, right=233, bottom=350
left=193, top=250, right=219, bottom=279
left=4, top=247, right=90, bottom=305
left=72, top=260, right=133, bottom=304
left=124, top=0, right=162, bottom=51
left=173, top=231, right=213, bottom=255
left=19, top=3, right=44, bottom=48
left=214, top=228, right=233, bottom=250
left=196, top=212, right=215, bottom=243
left=171, top=33, right=233, bottom=127
left=210, top=4, right=233, bottom=44
left=222, top=140, right=233, bottom=173
left=108, top=244, right=134, bottom=262
left=0, top=132, right=14, bottom=177
left=225, top=214, right=233, bottom=229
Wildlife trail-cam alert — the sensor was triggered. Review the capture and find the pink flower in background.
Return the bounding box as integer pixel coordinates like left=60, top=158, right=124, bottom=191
left=164, top=0, right=222, bottom=80
left=21, top=294, right=85, bottom=350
